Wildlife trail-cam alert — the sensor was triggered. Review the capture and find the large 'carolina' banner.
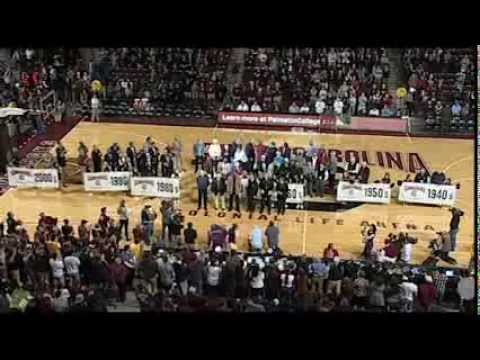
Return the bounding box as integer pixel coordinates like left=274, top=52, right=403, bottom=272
left=130, top=177, right=180, bottom=198
left=336, top=181, right=391, bottom=204
left=398, top=182, right=456, bottom=206
left=7, top=167, right=59, bottom=189
left=83, top=172, right=131, bottom=192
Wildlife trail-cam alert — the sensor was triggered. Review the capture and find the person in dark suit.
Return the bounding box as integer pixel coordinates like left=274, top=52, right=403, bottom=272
left=357, top=162, right=370, bottom=184
left=259, top=174, right=274, bottom=215
left=196, top=170, right=210, bottom=211
left=126, top=142, right=137, bottom=174
left=275, top=177, right=289, bottom=215
left=91, top=145, right=103, bottom=173
left=246, top=173, right=259, bottom=214
left=414, top=169, right=429, bottom=183
left=227, top=171, right=242, bottom=212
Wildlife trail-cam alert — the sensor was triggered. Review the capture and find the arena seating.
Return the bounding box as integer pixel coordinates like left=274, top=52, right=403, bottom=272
left=401, top=47, right=475, bottom=132
left=234, top=47, right=395, bottom=116
left=97, top=48, right=231, bottom=119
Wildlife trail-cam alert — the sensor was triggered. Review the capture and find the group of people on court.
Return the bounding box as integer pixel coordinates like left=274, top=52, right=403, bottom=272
left=193, top=137, right=372, bottom=215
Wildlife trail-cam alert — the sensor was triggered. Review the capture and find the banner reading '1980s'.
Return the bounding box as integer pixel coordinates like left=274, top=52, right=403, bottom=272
left=336, top=181, right=391, bottom=204
left=399, top=182, right=456, bottom=206
left=130, top=177, right=180, bottom=198
left=7, top=167, right=59, bottom=189
left=83, top=172, right=131, bottom=192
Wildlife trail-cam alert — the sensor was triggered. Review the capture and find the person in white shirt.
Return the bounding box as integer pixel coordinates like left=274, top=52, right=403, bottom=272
left=315, top=99, right=326, bottom=114
left=333, top=98, right=344, bottom=115
left=49, top=253, right=65, bottom=287
left=401, top=241, right=412, bottom=263
left=64, top=254, right=81, bottom=287
left=91, top=94, right=100, bottom=122
left=208, top=139, right=222, bottom=169
left=206, top=260, right=221, bottom=296
left=288, top=102, right=300, bottom=114
left=250, top=101, right=262, bottom=112
left=249, top=265, right=265, bottom=298
left=237, top=101, right=249, bottom=112
left=399, top=276, right=418, bottom=312
left=299, top=103, right=310, bottom=113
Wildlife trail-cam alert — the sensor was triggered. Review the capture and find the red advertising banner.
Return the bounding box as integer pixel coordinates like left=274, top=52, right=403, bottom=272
left=218, top=112, right=337, bottom=130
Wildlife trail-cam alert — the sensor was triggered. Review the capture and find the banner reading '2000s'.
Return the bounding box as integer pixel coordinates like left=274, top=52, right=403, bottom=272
left=399, top=182, right=456, bottom=206
left=336, top=181, right=391, bottom=204
left=7, top=167, right=59, bottom=189
left=130, top=177, right=180, bottom=198
left=83, top=172, right=131, bottom=192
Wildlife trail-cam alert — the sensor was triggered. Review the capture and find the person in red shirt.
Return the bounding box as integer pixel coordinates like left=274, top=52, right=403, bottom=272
left=323, top=243, right=339, bottom=260
left=417, top=275, right=438, bottom=312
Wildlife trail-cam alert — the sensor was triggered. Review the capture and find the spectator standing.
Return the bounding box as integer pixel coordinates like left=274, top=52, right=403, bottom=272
left=417, top=275, right=437, bottom=312
left=183, top=222, right=198, bottom=247
left=117, top=200, right=131, bottom=241
left=108, top=256, right=128, bottom=303
left=448, top=208, right=464, bottom=252
left=399, top=275, right=418, bottom=312
left=249, top=225, right=264, bottom=252
left=456, top=270, right=474, bottom=313
left=141, top=205, right=157, bottom=242
left=91, top=94, right=100, bottom=122
left=64, top=252, right=81, bottom=289
left=265, top=221, right=280, bottom=250
left=326, top=257, right=343, bottom=297
left=310, top=258, right=330, bottom=296
left=49, top=253, right=65, bottom=287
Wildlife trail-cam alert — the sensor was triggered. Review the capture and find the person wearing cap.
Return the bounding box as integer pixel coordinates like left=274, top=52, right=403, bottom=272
left=417, top=274, right=438, bottom=312
left=399, top=275, right=418, bottom=313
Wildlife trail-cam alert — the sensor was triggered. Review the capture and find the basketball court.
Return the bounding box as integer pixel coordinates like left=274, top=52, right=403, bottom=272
left=0, top=121, right=474, bottom=267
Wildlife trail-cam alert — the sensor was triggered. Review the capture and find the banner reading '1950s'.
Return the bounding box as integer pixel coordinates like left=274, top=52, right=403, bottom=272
left=336, top=181, right=391, bottom=204
left=398, top=182, right=456, bottom=206
left=130, top=177, right=180, bottom=198
left=7, top=167, right=59, bottom=189
left=83, top=172, right=131, bottom=192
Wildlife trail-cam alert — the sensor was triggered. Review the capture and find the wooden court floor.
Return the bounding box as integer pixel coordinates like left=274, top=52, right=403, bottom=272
left=0, top=122, right=474, bottom=267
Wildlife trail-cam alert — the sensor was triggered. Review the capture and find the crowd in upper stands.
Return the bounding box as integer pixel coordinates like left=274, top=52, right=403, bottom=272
left=224, top=48, right=397, bottom=118
left=401, top=47, right=475, bottom=131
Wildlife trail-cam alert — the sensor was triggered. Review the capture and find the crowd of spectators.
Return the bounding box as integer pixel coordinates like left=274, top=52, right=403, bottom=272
left=224, top=48, right=398, bottom=118
left=401, top=47, right=475, bottom=132
left=0, top=207, right=474, bottom=313
left=87, top=48, right=231, bottom=118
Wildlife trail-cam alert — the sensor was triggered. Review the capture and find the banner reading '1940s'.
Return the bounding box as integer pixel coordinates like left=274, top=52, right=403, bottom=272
left=130, top=177, right=180, bottom=198
left=83, top=172, right=131, bottom=192
left=399, top=182, right=456, bottom=206
left=7, top=167, right=59, bottom=189
left=336, top=181, right=391, bottom=204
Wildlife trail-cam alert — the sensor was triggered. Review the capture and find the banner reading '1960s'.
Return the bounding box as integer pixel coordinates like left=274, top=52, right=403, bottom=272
left=399, top=182, right=456, bottom=206
left=130, top=177, right=180, bottom=198
left=83, top=172, right=131, bottom=192
left=7, top=167, right=59, bottom=189
left=336, top=181, right=391, bottom=204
